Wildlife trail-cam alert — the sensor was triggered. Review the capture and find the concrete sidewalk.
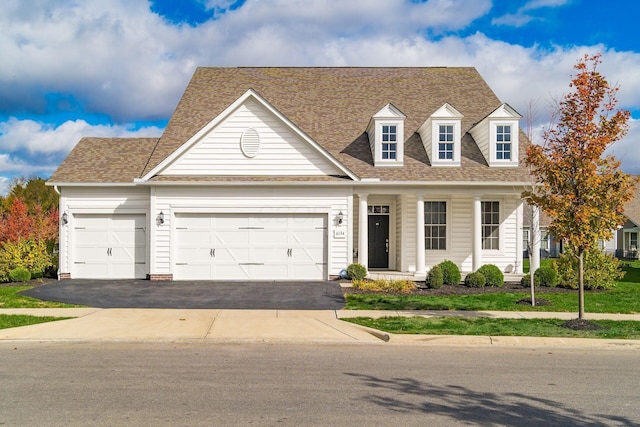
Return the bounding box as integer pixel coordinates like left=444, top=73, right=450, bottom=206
left=1, top=308, right=639, bottom=348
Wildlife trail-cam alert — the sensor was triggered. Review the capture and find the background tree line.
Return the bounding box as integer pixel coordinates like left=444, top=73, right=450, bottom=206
left=0, top=177, right=59, bottom=282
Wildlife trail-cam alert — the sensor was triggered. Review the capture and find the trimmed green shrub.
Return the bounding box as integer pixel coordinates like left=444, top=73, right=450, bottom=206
left=9, top=268, right=31, bottom=283
left=346, top=263, right=367, bottom=281
left=477, top=264, right=504, bottom=287
left=555, top=248, right=623, bottom=290
left=464, top=271, right=486, bottom=288
left=426, top=265, right=444, bottom=289
left=520, top=274, right=532, bottom=288
left=0, top=239, right=53, bottom=280
left=439, top=260, right=461, bottom=285
left=534, top=266, right=558, bottom=287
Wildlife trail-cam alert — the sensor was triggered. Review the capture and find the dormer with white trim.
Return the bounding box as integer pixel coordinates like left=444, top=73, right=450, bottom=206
left=366, top=103, right=406, bottom=167
left=417, top=103, right=464, bottom=167
left=469, top=103, right=521, bottom=167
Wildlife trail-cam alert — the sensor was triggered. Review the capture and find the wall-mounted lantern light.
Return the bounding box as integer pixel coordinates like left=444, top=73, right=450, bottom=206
left=157, top=211, right=165, bottom=226
left=336, top=211, right=344, bottom=225
left=61, top=212, right=68, bottom=226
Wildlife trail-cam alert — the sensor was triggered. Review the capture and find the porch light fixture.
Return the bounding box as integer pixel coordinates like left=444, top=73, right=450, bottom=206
left=61, top=212, right=68, bottom=226
left=336, top=211, right=344, bottom=225
left=157, top=211, right=165, bottom=225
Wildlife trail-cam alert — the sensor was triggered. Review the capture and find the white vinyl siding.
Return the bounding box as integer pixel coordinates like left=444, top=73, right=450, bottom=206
left=162, top=99, right=341, bottom=176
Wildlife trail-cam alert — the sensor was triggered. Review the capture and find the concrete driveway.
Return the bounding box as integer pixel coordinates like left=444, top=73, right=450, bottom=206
left=20, top=279, right=346, bottom=310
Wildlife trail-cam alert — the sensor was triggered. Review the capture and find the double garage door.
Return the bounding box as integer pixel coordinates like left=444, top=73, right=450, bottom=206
left=72, top=214, right=147, bottom=279
left=174, top=213, right=327, bottom=280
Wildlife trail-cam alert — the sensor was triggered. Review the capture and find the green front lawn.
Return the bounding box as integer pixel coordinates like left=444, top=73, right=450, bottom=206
left=344, top=316, right=640, bottom=339
left=0, top=314, right=72, bottom=330
left=0, top=286, right=81, bottom=308
left=346, top=266, right=640, bottom=314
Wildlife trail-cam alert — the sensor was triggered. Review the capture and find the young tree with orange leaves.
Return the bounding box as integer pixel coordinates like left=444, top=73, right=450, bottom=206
left=524, top=54, right=635, bottom=319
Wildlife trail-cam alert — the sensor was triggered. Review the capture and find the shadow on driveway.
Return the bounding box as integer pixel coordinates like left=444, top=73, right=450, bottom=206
left=21, top=280, right=346, bottom=310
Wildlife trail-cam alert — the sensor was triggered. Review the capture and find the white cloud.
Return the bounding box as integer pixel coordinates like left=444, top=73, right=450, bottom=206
left=0, top=175, right=9, bottom=196
left=1, top=0, right=639, bottom=177
left=492, top=0, right=570, bottom=27
left=0, top=117, right=162, bottom=155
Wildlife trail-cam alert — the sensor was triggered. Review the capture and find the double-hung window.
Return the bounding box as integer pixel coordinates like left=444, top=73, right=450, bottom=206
left=425, top=201, right=446, bottom=250
left=482, top=201, right=499, bottom=250
left=438, top=125, right=454, bottom=160
left=496, top=125, right=511, bottom=160
left=381, top=125, right=397, bottom=160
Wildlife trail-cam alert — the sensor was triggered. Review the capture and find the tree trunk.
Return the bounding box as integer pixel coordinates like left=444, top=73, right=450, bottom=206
left=529, top=254, right=536, bottom=306
left=578, top=251, right=585, bottom=319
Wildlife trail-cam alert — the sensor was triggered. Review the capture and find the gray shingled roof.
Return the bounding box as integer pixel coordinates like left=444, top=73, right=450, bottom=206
left=51, top=67, right=532, bottom=184
left=49, top=137, right=158, bottom=183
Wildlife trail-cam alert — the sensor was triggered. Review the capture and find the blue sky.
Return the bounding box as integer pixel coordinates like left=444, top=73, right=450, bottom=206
left=1, top=0, right=639, bottom=194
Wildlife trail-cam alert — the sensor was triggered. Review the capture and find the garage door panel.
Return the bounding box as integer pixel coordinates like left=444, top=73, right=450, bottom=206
left=72, top=214, right=147, bottom=279
left=74, top=261, right=109, bottom=278
left=253, top=230, right=288, bottom=246
left=213, top=230, right=250, bottom=246
left=290, top=247, right=324, bottom=262
left=252, top=263, right=289, bottom=280
left=253, top=247, right=287, bottom=263
left=215, top=264, right=250, bottom=280
left=215, top=247, right=250, bottom=262
left=175, top=263, right=212, bottom=281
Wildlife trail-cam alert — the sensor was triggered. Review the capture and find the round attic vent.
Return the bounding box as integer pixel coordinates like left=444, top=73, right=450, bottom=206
left=240, top=128, right=260, bottom=158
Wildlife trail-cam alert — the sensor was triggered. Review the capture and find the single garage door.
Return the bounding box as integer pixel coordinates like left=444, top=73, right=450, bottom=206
left=72, top=214, right=147, bottom=279
left=174, top=213, right=327, bottom=280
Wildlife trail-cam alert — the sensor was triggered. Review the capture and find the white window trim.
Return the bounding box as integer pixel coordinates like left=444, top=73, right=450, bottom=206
left=489, top=121, right=519, bottom=167
left=424, top=199, right=450, bottom=253
left=481, top=199, right=502, bottom=252
left=431, top=120, right=461, bottom=167
left=375, top=120, right=404, bottom=166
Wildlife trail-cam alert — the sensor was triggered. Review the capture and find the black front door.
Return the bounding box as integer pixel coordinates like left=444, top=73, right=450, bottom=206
left=368, top=215, right=389, bottom=268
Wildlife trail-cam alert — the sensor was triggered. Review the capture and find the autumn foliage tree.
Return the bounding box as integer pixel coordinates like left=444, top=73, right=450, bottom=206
left=523, top=54, right=635, bottom=319
left=0, top=196, right=59, bottom=281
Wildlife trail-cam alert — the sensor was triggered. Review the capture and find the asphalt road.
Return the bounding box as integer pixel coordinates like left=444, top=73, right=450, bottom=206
left=1, top=343, right=638, bottom=426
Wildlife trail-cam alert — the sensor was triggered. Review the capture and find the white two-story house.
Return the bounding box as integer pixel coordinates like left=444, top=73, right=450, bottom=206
left=49, top=67, right=531, bottom=281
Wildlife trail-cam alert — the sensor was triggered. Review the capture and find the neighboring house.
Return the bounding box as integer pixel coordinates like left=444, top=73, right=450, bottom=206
left=522, top=181, right=640, bottom=259
left=522, top=205, right=561, bottom=259
left=48, top=67, right=531, bottom=281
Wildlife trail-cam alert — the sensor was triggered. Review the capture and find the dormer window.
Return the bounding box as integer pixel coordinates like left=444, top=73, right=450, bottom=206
left=469, top=104, right=521, bottom=167
left=438, top=125, right=454, bottom=160
left=495, top=125, right=511, bottom=160
left=382, top=125, right=397, bottom=160
left=418, top=103, right=463, bottom=167
left=367, top=104, right=406, bottom=167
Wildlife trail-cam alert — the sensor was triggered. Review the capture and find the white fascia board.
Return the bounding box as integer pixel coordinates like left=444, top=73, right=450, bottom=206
left=46, top=182, right=139, bottom=187
left=373, top=103, right=407, bottom=119
left=141, top=88, right=358, bottom=182
left=431, top=103, right=464, bottom=119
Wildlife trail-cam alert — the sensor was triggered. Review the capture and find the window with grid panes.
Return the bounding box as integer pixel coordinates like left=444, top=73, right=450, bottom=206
left=381, top=125, right=397, bottom=160
left=496, top=125, right=511, bottom=160
left=482, top=201, right=499, bottom=250
left=425, top=201, right=446, bottom=250
left=438, top=125, right=454, bottom=160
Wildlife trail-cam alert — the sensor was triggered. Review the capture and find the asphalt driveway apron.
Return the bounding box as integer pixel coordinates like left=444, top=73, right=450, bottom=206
left=21, top=280, right=346, bottom=310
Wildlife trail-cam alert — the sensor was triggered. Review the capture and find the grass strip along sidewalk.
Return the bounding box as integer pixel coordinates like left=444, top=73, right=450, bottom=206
left=0, top=314, right=72, bottom=330
left=343, top=316, right=640, bottom=340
